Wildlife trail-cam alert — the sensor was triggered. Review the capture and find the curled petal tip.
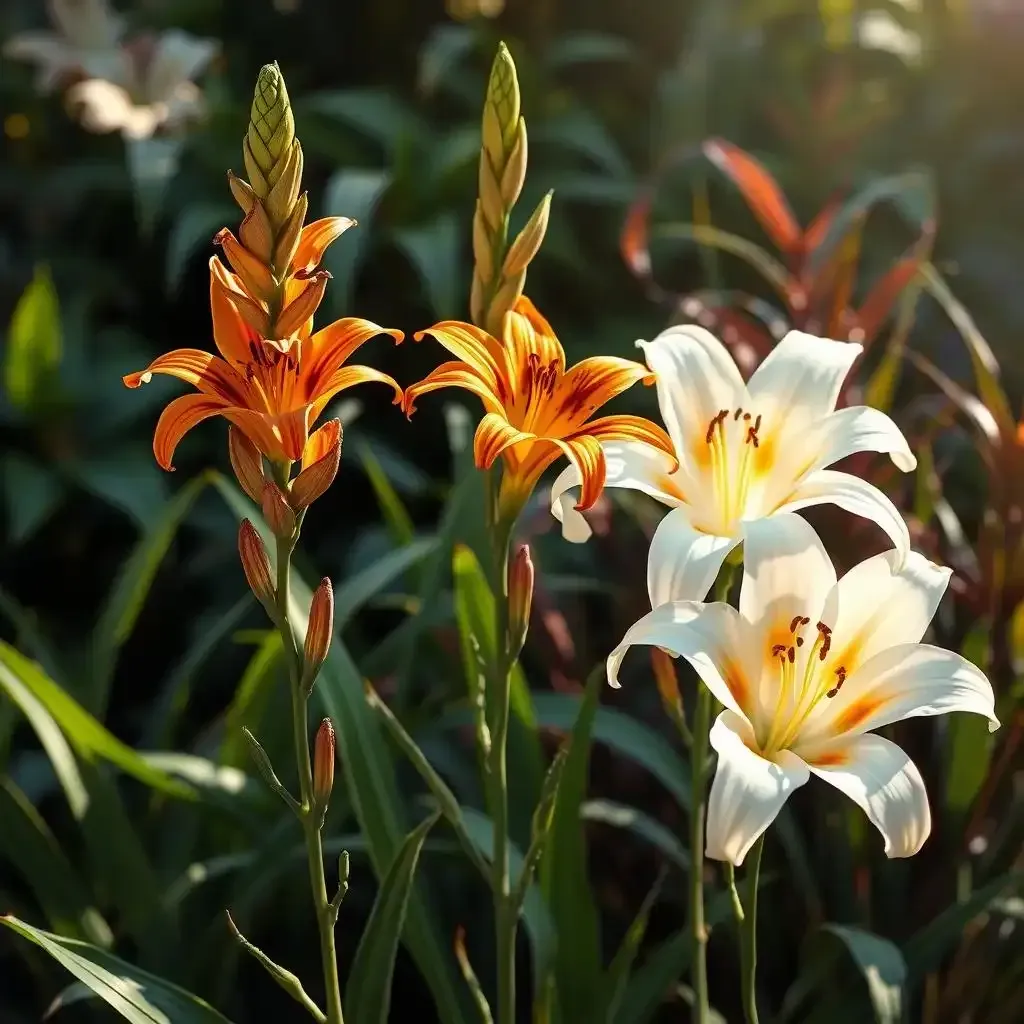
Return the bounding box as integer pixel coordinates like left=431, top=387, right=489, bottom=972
left=123, top=371, right=149, bottom=388
left=412, top=330, right=428, bottom=343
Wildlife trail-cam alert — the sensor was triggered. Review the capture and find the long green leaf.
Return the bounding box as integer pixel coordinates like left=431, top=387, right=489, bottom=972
left=91, top=472, right=210, bottom=714
left=540, top=669, right=603, bottom=1024
left=1, top=915, right=232, bottom=1023
left=345, top=812, right=440, bottom=1024
left=211, top=473, right=467, bottom=1023
left=581, top=799, right=689, bottom=871
left=0, top=641, right=192, bottom=800
left=4, top=264, right=62, bottom=411
left=813, top=925, right=905, bottom=1024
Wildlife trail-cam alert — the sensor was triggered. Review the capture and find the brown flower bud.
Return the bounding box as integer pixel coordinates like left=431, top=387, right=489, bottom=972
left=508, top=544, right=534, bottom=656
left=238, top=519, right=275, bottom=609
left=262, top=479, right=296, bottom=538
left=303, top=577, right=334, bottom=687
left=312, top=717, right=335, bottom=824
left=228, top=427, right=266, bottom=504
left=291, top=421, right=342, bottom=509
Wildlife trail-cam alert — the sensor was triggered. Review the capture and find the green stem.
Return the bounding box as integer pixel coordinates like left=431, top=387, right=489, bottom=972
left=275, top=533, right=345, bottom=1024
left=689, top=560, right=737, bottom=1024
left=741, top=836, right=765, bottom=1024
left=487, top=486, right=517, bottom=1024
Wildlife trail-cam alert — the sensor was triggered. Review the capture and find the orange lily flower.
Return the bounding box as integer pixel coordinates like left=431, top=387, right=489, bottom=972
left=405, top=296, right=676, bottom=516
left=124, top=254, right=402, bottom=469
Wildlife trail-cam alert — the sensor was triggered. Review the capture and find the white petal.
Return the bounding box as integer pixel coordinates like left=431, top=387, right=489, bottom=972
left=637, top=325, right=747, bottom=465
left=739, top=513, right=837, bottom=633
left=606, top=603, right=756, bottom=722
left=146, top=30, right=218, bottom=101
left=805, top=734, right=931, bottom=858
left=706, top=711, right=810, bottom=866
left=813, top=405, right=917, bottom=474
left=67, top=79, right=137, bottom=135
left=776, top=469, right=910, bottom=568
left=825, top=549, right=952, bottom=673
left=648, top=507, right=737, bottom=605
left=747, top=330, right=861, bottom=423
left=549, top=441, right=682, bottom=543
left=802, top=642, right=999, bottom=743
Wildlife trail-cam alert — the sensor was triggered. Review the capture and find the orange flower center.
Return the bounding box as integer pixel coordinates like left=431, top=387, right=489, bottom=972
left=240, top=337, right=304, bottom=413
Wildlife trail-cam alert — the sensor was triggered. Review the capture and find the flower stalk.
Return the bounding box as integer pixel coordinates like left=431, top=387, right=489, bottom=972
left=740, top=835, right=765, bottom=1024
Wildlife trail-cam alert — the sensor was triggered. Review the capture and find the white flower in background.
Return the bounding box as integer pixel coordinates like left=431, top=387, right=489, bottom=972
left=67, top=30, right=218, bottom=139
left=607, top=513, right=998, bottom=865
left=551, top=326, right=917, bottom=604
left=3, top=0, right=125, bottom=91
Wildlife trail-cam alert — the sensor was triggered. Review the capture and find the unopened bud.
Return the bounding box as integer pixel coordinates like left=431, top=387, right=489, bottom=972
left=229, top=427, right=266, bottom=505
left=244, top=63, right=295, bottom=198
left=262, top=480, right=296, bottom=538
left=275, top=271, right=329, bottom=338
left=238, top=519, right=275, bottom=610
left=292, top=420, right=342, bottom=509
left=503, top=190, right=551, bottom=277
left=651, top=648, right=685, bottom=732
left=499, top=118, right=528, bottom=208
left=303, top=577, right=334, bottom=687
left=483, top=43, right=520, bottom=165
left=508, top=544, right=534, bottom=656
left=312, top=717, right=335, bottom=825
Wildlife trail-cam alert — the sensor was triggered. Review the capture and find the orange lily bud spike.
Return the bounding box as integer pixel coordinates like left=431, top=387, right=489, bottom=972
left=303, top=577, right=334, bottom=690
left=508, top=544, right=534, bottom=657
left=405, top=296, right=676, bottom=522
left=312, top=717, right=335, bottom=825
left=238, top=519, right=275, bottom=612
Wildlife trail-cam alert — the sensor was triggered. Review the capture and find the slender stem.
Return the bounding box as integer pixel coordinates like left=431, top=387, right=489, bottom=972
left=688, top=560, right=737, bottom=1024
left=487, top=485, right=517, bottom=1024
left=276, top=533, right=345, bottom=1024
left=741, top=835, right=765, bottom=1024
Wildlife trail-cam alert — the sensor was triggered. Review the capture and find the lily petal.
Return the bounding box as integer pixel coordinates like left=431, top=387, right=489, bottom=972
left=210, top=257, right=265, bottom=360
left=293, top=217, right=355, bottom=276
left=505, top=296, right=565, bottom=380
left=739, top=512, right=838, bottom=638
left=550, top=440, right=682, bottom=543
left=123, top=348, right=248, bottom=404
left=473, top=413, right=537, bottom=470
left=804, top=734, right=931, bottom=858
left=582, top=415, right=676, bottom=461
left=638, top=325, right=747, bottom=465
left=302, top=418, right=341, bottom=471
left=813, top=405, right=917, bottom=474
left=747, top=330, right=861, bottom=424
left=706, top=710, right=809, bottom=866
left=823, top=550, right=951, bottom=677
left=548, top=357, right=654, bottom=434
left=309, top=365, right=404, bottom=421
left=550, top=435, right=607, bottom=511
left=402, top=361, right=505, bottom=418
left=776, top=469, right=910, bottom=568
left=607, top=601, right=755, bottom=722
left=414, top=321, right=509, bottom=403
left=801, top=642, right=998, bottom=743
left=648, top=507, right=738, bottom=605
left=152, top=393, right=229, bottom=470
left=304, top=319, right=403, bottom=401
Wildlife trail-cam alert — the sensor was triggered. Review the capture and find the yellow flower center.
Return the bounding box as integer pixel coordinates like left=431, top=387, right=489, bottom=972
left=242, top=338, right=302, bottom=411
left=760, top=614, right=848, bottom=756
left=701, top=406, right=763, bottom=534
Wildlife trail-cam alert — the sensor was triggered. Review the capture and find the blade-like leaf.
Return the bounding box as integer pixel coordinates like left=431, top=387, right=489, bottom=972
left=1, top=915, right=233, bottom=1023
left=5, top=264, right=62, bottom=411
left=581, top=799, right=689, bottom=871
left=344, top=812, right=440, bottom=1024
left=703, top=138, right=802, bottom=256
left=813, top=924, right=906, bottom=1024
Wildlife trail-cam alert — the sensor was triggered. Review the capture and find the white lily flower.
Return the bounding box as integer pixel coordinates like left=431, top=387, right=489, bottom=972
left=551, top=326, right=917, bottom=603
left=67, top=30, right=218, bottom=139
left=3, top=0, right=126, bottom=92
left=607, top=513, right=998, bottom=865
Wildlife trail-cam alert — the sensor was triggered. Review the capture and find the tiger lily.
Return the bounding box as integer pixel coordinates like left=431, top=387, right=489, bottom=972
left=405, top=296, right=676, bottom=519
left=608, top=513, right=998, bottom=865
left=124, top=255, right=402, bottom=468
left=552, top=325, right=916, bottom=603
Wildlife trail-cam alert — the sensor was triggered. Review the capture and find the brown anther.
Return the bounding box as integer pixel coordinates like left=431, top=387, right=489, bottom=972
left=800, top=616, right=810, bottom=626
left=704, top=409, right=729, bottom=444
left=787, top=646, right=796, bottom=664
left=771, top=643, right=787, bottom=657
left=743, top=412, right=751, bottom=421
left=733, top=407, right=743, bottom=421
left=826, top=667, right=847, bottom=699
left=816, top=622, right=833, bottom=660
left=796, top=636, right=804, bottom=647
left=789, top=615, right=803, bottom=633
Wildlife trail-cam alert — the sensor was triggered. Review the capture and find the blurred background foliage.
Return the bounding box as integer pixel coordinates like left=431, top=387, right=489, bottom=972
left=1, top=0, right=1023, bottom=1022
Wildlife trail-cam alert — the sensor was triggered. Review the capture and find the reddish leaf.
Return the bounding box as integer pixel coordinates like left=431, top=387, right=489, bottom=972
left=802, top=188, right=848, bottom=260
left=621, top=187, right=654, bottom=283
left=703, top=138, right=802, bottom=258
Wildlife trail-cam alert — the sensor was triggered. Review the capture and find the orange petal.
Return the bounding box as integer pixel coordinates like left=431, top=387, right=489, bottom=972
left=228, top=426, right=266, bottom=504
left=123, top=348, right=249, bottom=404
left=580, top=414, right=678, bottom=467
left=302, top=418, right=342, bottom=471
left=222, top=408, right=290, bottom=462
left=472, top=412, right=537, bottom=470
left=215, top=227, right=275, bottom=301
left=210, top=257, right=268, bottom=353
left=505, top=296, right=565, bottom=384
left=546, top=356, right=654, bottom=434
left=402, top=361, right=504, bottom=418
left=413, top=320, right=508, bottom=403
left=303, top=318, right=403, bottom=400
left=276, top=271, right=330, bottom=339
left=550, top=434, right=607, bottom=511
left=152, top=393, right=229, bottom=470
left=292, top=217, right=356, bottom=276
left=309, top=366, right=404, bottom=422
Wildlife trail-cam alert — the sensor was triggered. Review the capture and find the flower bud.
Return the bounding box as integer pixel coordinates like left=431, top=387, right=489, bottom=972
left=503, top=190, right=551, bottom=277
left=244, top=63, right=295, bottom=198
left=312, top=717, right=335, bottom=825
left=292, top=421, right=342, bottom=509
left=275, top=270, right=330, bottom=338
left=228, top=427, right=266, bottom=505
left=483, top=43, right=520, bottom=165
left=508, top=544, right=534, bottom=656
left=238, top=519, right=275, bottom=609
left=651, top=648, right=685, bottom=731
left=262, top=480, right=296, bottom=538
left=304, top=577, right=334, bottom=687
